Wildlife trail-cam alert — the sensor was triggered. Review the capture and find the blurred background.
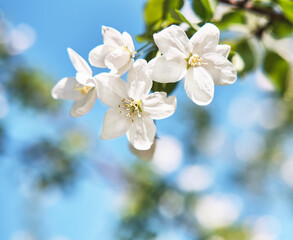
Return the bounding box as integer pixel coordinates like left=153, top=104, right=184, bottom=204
left=0, top=0, right=293, bottom=239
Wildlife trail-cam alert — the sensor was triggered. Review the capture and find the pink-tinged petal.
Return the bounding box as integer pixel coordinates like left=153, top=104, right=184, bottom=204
left=52, top=77, right=83, bottom=101
left=127, top=59, right=152, bottom=100
left=149, top=56, right=186, bottom=83
left=105, top=48, right=131, bottom=71
left=143, top=92, right=177, bottom=120
left=154, top=25, right=190, bottom=59
left=122, top=32, right=135, bottom=55
left=67, top=48, right=92, bottom=75
left=110, top=58, right=134, bottom=76
left=97, top=73, right=128, bottom=108
left=184, top=67, right=214, bottom=105
left=216, top=44, right=230, bottom=58
left=126, top=116, right=156, bottom=150
left=102, top=26, right=124, bottom=47
left=190, top=23, right=220, bottom=56
left=70, top=88, right=97, bottom=117
left=76, top=72, right=95, bottom=87
left=203, top=53, right=237, bottom=85
left=100, top=108, right=130, bottom=140
left=89, top=45, right=112, bottom=68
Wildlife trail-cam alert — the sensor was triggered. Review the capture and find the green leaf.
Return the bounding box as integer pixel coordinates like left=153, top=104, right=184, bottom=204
left=170, top=9, right=199, bottom=30
left=192, top=0, right=215, bottom=20
left=151, top=81, right=178, bottom=95
left=144, top=0, right=183, bottom=26
left=144, top=0, right=164, bottom=25
left=163, top=0, right=184, bottom=20
left=263, top=50, right=289, bottom=94
left=234, top=39, right=256, bottom=76
left=215, top=10, right=246, bottom=30
left=278, top=0, right=293, bottom=24
left=270, top=20, right=293, bottom=39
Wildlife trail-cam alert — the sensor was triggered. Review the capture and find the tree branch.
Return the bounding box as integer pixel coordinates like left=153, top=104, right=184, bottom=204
left=219, top=0, right=292, bottom=25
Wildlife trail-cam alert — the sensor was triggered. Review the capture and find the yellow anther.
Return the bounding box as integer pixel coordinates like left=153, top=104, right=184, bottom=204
left=119, top=98, right=143, bottom=122
left=187, top=54, right=207, bottom=68
left=74, top=85, right=93, bottom=95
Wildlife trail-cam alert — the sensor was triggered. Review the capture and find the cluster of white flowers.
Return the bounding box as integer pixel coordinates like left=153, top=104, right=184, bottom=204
left=52, top=24, right=237, bottom=150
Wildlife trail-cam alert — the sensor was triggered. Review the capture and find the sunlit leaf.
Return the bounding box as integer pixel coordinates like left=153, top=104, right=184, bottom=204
left=278, top=0, right=293, bottom=23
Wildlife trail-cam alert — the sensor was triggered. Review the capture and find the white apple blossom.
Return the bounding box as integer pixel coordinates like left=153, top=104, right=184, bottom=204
left=150, top=23, right=237, bottom=105
left=52, top=48, right=98, bottom=117
left=89, top=26, right=135, bottom=76
left=98, top=59, right=176, bottom=150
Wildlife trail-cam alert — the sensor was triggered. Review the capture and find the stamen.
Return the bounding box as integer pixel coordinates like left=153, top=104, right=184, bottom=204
left=119, top=98, right=143, bottom=122
left=74, top=84, right=93, bottom=95
left=187, top=54, right=207, bottom=68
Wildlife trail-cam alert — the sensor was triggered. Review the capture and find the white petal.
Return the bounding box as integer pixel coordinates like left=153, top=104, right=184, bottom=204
left=105, top=48, right=131, bottom=71
left=100, top=108, right=130, bottom=140
left=67, top=48, right=92, bottom=75
left=110, top=58, right=134, bottom=76
left=127, top=59, right=152, bottom=100
left=190, top=23, right=220, bottom=56
left=70, top=88, right=97, bottom=117
left=184, top=67, right=214, bottom=105
left=203, top=53, right=237, bottom=85
left=126, top=116, right=156, bottom=150
left=51, top=77, right=83, bottom=100
left=76, top=73, right=96, bottom=87
left=89, top=45, right=112, bottom=68
left=216, top=44, right=230, bottom=58
left=149, top=55, right=186, bottom=83
left=143, top=92, right=177, bottom=120
left=154, top=25, right=190, bottom=59
left=97, top=73, right=128, bottom=108
left=102, top=26, right=124, bottom=48
left=122, top=32, right=135, bottom=55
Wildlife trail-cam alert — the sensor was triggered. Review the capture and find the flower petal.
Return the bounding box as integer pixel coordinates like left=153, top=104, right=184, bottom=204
left=100, top=108, right=130, bottom=140
left=122, top=32, right=135, bottom=55
left=76, top=73, right=96, bottom=87
left=203, top=53, right=237, bottom=85
left=154, top=25, right=190, bottom=59
left=110, top=58, right=134, bottom=76
left=149, top=55, right=186, bottom=83
left=126, top=116, right=156, bottom=150
left=97, top=73, right=128, bottom=108
left=127, top=59, right=152, bottom=100
left=216, top=44, right=230, bottom=58
left=89, top=45, right=112, bottom=68
left=102, top=26, right=124, bottom=48
left=105, top=48, right=131, bottom=71
left=51, top=77, right=83, bottom=100
left=143, top=92, right=177, bottom=120
left=190, top=23, right=219, bottom=56
left=70, top=88, right=97, bottom=117
left=184, top=67, right=214, bottom=105
left=67, top=48, right=92, bottom=75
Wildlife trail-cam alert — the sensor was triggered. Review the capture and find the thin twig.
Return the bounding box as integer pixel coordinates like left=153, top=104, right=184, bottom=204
left=219, top=0, right=292, bottom=25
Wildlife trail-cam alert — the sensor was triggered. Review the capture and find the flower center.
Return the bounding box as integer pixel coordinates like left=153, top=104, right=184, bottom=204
left=118, top=98, right=143, bottom=122
left=74, top=84, right=94, bottom=95
left=187, top=54, right=207, bottom=68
